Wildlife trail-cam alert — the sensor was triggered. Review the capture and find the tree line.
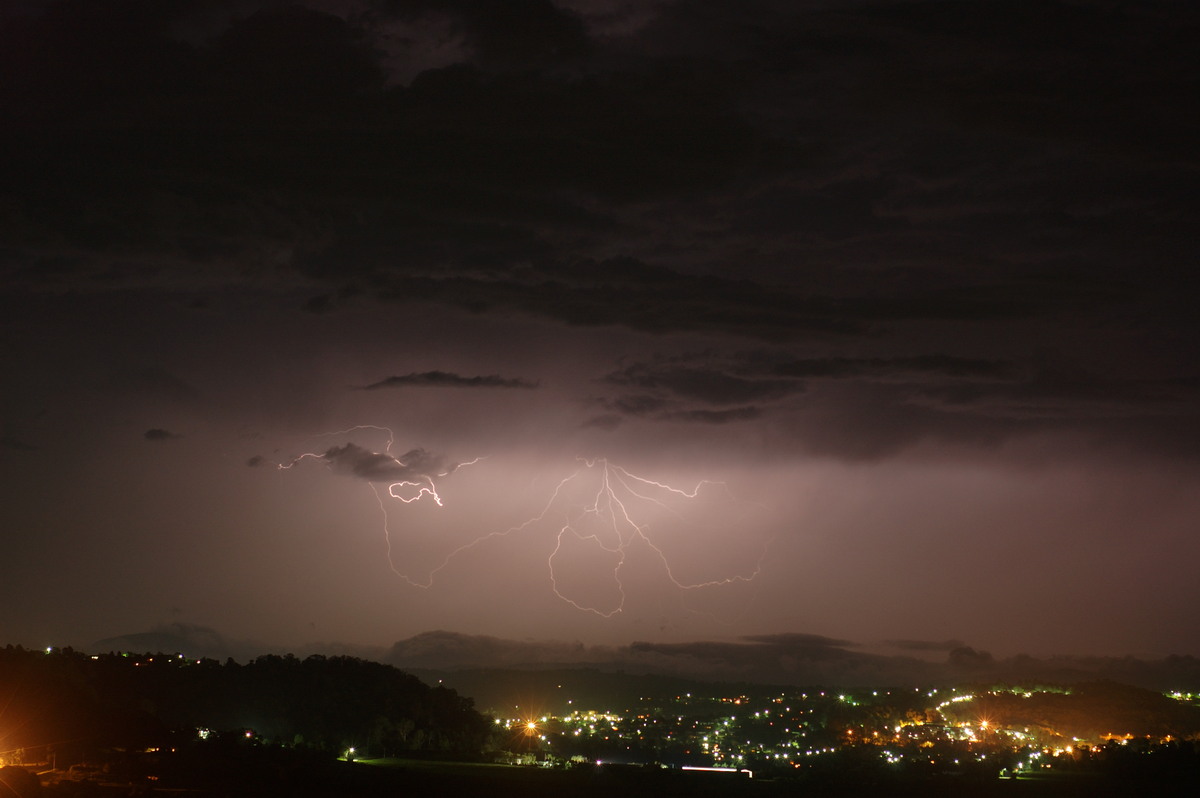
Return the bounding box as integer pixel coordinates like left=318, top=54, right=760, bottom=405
left=0, top=645, right=492, bottom=763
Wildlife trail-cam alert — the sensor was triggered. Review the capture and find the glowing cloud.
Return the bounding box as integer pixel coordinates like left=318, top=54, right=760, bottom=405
left=279, top=426, right=476, bottom=507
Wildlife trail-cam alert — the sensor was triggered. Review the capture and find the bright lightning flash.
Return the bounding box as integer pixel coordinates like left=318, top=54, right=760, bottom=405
left=279, top=425, right=482, bottom=507
left=279, top=427, right=769, bottom=618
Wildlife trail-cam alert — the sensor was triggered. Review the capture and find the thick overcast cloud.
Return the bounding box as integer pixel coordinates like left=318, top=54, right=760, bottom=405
left=1, top=0, right=1197, bottom=662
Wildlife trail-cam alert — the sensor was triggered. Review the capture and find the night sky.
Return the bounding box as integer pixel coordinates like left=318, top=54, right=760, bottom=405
left=2, top=0, right=1198, bottom=665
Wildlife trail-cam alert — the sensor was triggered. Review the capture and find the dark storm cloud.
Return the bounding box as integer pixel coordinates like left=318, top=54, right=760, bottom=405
left=319, top=442, right=445, bottom=482
left=662, top=406, right=761, bottom=424
left=303, top=293, right=335, bottom=313
left=595, top=348, right=1025, bottom=437
left=359, top=253, right=860, bottom=340
left=912, top=369, right=1200, bottom=421
left=380, top=0, right=592, bottom=70
left=143, top=428, right=180, bottom=441
left=580, top=413, right=622, bottom=431
left=0, top=2, right=384, bottom=127
left=768, top=356, right=1011, bottom=381
left=605, top=360, right=798, bottom=405
left=948, top=645, right=996, bottom=671
left=0, top=434, right=37, bottom=451
left=246, top=455, right=265, bottom=467
left=594, top=350, right=1014, bottom=436
left=740, top=632, right=857, bottom=649
left=112, top=366, right=201, bottom=402
left=606, top=394, right=671, bottom=417
left=596, top=348, right=1200, bottom=457
left=598, top=391, right=761, bottom=426
left=598, top=355, right=799, bottom=425
left=3, top=1, right=1194, bottom=263
left=361, top=370, right=537, bottom=390
left=885, top=638, right=967, bottom=653
left=617, top=351, right=1015, bottom=396
left=733, top=351, right=1023, bottom=455
left=1, top=0, right=1197, bottom=462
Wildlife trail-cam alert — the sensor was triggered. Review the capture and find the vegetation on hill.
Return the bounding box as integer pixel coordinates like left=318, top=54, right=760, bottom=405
left=0, top=645, right=491, bottom=764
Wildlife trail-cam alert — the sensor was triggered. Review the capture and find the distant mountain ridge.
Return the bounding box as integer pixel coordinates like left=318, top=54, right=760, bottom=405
left=92, top=626, right=1200, bottom=692
left=385, top=631, right=1200, bottom=693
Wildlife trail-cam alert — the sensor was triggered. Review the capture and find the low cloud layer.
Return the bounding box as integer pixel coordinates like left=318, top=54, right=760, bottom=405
left=93, top=623, right=244, bottom=661
left=319, top=443, right=454, bottom=484
left=386, top=632, right=1200, bottom=691
left=362, top=371, right=537, bottom=390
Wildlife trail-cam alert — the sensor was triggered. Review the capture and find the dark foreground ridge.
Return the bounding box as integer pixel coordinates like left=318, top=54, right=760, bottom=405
left=1, top=645, right=1198, bottom=796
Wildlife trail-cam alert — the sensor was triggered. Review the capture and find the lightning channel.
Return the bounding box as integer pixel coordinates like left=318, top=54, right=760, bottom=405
left=278, top=429, right=770, bottom=616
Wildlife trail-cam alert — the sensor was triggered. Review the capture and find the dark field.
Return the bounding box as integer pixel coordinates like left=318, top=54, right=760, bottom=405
left=9, top=755, right=1196, bottom=797
left=331, top=759, right=1197, bottom=798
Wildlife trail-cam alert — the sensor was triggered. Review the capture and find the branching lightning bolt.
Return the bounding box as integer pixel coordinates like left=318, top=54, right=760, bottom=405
left=278, top=427, right=770, bottom=617
left=279, top=425, right=483, bottom=508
